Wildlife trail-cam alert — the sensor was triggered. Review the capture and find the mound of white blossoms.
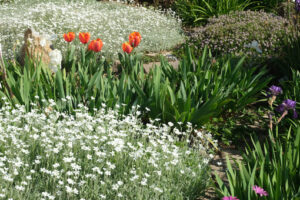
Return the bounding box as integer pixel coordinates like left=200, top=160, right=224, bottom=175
left=0, top=103, right=214, bottom=199
left=0, top=0, right=184, bottom=59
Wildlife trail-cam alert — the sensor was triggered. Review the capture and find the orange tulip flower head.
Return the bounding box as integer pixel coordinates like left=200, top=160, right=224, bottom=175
left=63, top=32, right=75, bottom=43
left=79, top=32, right=90, bottom=44
left=122, top=42, right=133, bottom=54
left=88, top=40, right=95, bottom=51
left=88, top=39, right=103, bottom=52
left=129, top=32, right=141, bottom=48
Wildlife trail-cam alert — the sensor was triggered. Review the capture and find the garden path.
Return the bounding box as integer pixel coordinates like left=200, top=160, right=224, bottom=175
left=199, top=146, right=243, bottom=200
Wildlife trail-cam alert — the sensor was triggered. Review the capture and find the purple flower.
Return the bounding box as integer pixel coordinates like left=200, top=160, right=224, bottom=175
left=267, top=85, right=282, bottom=107
left=296, top=0, right=300, bottom=13
left=268, top=85, right=282, bottom=96
left=277, top=99, right=298, bottom=119
left=222, top=196, right=239, bottom=200
left=252, top=185, right=268, bottom=197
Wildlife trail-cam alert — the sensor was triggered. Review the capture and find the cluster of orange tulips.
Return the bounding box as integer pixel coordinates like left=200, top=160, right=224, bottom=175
left=122, top=32, right=141, bottom=54
left=63, top=32, right=103, bottom=53
left=63, top=31, right=141, bottom=54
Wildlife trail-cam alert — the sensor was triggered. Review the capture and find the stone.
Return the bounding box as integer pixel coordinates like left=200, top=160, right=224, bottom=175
left=19, top=28, right=53, bottom=67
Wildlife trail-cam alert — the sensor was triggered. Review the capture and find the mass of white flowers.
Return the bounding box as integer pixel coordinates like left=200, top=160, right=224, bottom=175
left=0, top=0, right=184, bottom=59
left=0, top=100, right=215, bottom=199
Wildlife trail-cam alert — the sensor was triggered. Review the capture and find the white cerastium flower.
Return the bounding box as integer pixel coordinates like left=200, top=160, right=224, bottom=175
left=49, top=49, right=62, bottom=73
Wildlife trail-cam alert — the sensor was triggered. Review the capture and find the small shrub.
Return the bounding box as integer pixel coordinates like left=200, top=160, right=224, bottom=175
left=195, top=11, right=295, bottom=61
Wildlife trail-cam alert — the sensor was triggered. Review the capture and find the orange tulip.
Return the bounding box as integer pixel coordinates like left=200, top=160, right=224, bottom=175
left=122, top=42, right=133, bottom=54
left=129, top=32, right=141, bottom=48
left=79, top=32, right=90, bottom=44
left=88, top=40, right=95, bottom=51
left=63, top=32, right=75, bottom=43
left=88, top=38, right=103, bottom=52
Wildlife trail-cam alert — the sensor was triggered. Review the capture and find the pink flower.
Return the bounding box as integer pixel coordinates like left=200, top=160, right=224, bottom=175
left=222, top=196, right=239, bottom=200
left=252, top=185, right=268, bottom=197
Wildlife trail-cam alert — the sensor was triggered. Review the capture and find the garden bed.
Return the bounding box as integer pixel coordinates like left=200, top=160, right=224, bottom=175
left=0, top=0, right=300, bottom=199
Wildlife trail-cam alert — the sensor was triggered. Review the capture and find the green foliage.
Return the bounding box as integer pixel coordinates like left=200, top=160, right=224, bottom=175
left=215, top=127, right=300, bottom=199
left=173, top=0, right=203, bottom=25
left=248, top=0, right=287, bottom=14
left=283, top=70, right=300, bottom=103
left=205, top=107, right=266, bottom=145
left=193, top=0, right=253, bottom=23
left=0, top=0, right=14, bottom=4
left=173, top=0, right=254, bottom=26
left=270, top=33, right=300, bottom=77
left=0, top=45, right=270, bottom=127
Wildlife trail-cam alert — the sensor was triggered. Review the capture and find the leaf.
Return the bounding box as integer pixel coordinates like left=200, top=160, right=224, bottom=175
left=129, top=75, right=146, bottom=100
left=55, top=69, right=65, bottom=99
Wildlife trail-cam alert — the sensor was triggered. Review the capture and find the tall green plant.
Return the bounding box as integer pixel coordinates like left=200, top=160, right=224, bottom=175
left=173, top=0, right=256, bottom=25
left=275, top=33, right=300, bottom=76
left=248, top=0, right=287, bottom=13
left=0, top=46, right=270, bottom=127
left=193, top=0, right=254, bottom=23
left=215, top=126, right=300, bottom=199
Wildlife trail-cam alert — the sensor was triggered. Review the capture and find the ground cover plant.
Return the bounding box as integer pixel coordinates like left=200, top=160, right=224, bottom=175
left=0, top=0, right=184, bottom=59
left=0, top=103, right=215, bottom=199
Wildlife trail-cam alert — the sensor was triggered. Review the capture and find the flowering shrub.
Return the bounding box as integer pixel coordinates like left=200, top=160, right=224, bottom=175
left=0, top=102, right=214, bottom=199
left=195, top=11, right=294, bottom=60
left=0, top=0, right=184, bottom=59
